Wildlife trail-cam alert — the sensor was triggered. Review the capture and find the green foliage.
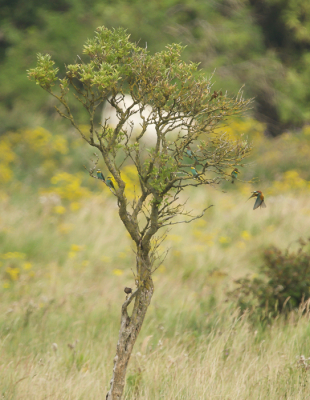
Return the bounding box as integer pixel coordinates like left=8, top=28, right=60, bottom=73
left=247, top=0, right=310, bottom=132
left=28, top=25, right=251, bottom=225
left=2, top=0, right=310, bottom=135
left=27, top=54, right=59, bottom=89
left=126, top=367, right=143, bottom=397
left=231, top=240, right=310, bottom=319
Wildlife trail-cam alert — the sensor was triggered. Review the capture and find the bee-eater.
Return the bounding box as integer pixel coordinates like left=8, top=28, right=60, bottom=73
left=231, top=168, right=240, bottom=184
left=97, top=169, right=105, bottom=181
left=186, top=146, right=197, bottom=161
left=248, top=190, right=266, bottom=210
left=190, top=167, right=203, bottom=181
left=106, top=176, right=115, bottom=190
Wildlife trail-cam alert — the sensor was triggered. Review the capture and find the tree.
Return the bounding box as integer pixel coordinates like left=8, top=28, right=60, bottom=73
left=28, top=26, right=251, bottom=399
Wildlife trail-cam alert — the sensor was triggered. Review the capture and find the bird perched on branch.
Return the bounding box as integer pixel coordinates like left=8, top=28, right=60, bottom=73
left=190, top=167, right=203, bottom=181
left=231, top=168, right=240, bottom=184
left=106, top=176, right=115, bottom=190
left=186, top=146, right=197, bottom=161
left=248, top=190, right=266, bottom=210
left=96, top=169, right=105, bottom=182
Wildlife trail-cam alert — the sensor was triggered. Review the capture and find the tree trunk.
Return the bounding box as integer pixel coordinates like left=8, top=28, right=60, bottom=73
left=106, top=249, right=153, bottom=400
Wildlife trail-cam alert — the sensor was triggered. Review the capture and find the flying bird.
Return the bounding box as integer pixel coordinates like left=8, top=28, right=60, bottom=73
left=231, top=168, right=240, bottom=184
left=248, top=191, right=266, bottom=210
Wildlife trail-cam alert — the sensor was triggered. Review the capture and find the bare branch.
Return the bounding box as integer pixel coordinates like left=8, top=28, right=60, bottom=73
left=160, top=205, right=214, bottom=228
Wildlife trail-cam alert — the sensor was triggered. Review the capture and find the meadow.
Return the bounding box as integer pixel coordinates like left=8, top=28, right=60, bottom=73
left=1, top=119, right=310, bottom=399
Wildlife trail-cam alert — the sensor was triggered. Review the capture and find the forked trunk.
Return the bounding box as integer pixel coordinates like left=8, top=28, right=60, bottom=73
left=106, top=249, right=154, bottom=400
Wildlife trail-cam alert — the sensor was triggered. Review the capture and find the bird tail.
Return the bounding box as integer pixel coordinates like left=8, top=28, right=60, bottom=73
left=231, top=180, right=234, bottom=184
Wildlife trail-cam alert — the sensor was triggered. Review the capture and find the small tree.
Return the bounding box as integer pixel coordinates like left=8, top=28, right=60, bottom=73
left=28, top=26, right=251, bottom=399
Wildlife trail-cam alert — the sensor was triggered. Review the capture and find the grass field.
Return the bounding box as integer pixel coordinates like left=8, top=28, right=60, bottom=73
left=1, top=121, right=310, bottom=399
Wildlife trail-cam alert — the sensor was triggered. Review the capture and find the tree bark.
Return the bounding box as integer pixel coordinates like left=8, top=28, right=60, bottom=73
left=106, top=249, right=154, bottom=400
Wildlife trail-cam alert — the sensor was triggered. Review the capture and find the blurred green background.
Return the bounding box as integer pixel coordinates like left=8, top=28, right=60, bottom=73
left=1, top=0, right=310, bottom=136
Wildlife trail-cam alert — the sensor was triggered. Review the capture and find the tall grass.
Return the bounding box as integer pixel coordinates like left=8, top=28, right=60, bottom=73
left=1, top=121, right=310, bottom=398
left=1, top=188, right=310, bottom=398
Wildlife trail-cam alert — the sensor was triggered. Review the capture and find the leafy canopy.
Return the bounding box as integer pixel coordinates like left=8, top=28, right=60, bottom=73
left=28, top=26, right=251, bottom=248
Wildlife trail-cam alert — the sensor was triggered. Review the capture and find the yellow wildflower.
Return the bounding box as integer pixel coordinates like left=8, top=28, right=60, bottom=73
left=50, top=172, right=91, bottom=201
left=53, top=205, right=66, bottom=215
left=241, top=231, right=252, bottom=241
left=81, top=260, right=90, bottom=268
left=219, top=236, right=231, bottom=244
left=58, top=223, right=73, bottom=234
left=0, top=140, right=16, bottom=164
left=23, top=262, right=32, bottom=270
left=167, top=234, right=182, bottom=242
left=158, top=265, right=166, bottom=273
left=6, top=267, right=19, bottom=281
left=70, top=202, right=80, bottom=211
left=194, top=219, right=207, bottom=228
left=0, top=164, right=13, bottom=183
left=118, top=252, right=127, bottom=259
left=113, top=269, right=123, bottom=276
left=2, top=252, right=26, bottom=259
left=70, top=244, right=83, bottom=252
left=101, top=256, right=112, bottom=263
left=121, top=165, right=140, bottom=200
left=52, top=135, right=68, bottom=154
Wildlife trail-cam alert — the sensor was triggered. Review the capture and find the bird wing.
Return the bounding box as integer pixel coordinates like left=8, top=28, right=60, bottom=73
left=253, top=196, right=262, bottom=210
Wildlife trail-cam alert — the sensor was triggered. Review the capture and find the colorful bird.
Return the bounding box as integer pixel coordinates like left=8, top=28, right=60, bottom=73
left=248, top=190, right=266, bottom=210
left=106, top=176, right=115, bottom=190
left=96, top=169, right=105, bottom=181
left=231, top=168, right=240, bottom=184
left=186, top=146, right=197, bottom=161
left=190, top=167, right=203, bottom=181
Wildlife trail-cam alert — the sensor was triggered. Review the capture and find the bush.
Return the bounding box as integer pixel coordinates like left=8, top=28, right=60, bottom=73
left=231, top=239, right=310, bottom=319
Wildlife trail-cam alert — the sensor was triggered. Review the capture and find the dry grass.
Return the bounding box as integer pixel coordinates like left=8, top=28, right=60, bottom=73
left=1, top=185, right=310, bottom=399
left=1, top=120, right=310, bottom=398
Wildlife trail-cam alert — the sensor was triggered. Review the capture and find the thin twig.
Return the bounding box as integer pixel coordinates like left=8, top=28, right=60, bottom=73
left=160, top=205, right=214, bottom=228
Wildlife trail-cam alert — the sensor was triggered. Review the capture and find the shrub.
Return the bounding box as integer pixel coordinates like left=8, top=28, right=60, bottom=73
left=231, top=239, right=310, bottom=319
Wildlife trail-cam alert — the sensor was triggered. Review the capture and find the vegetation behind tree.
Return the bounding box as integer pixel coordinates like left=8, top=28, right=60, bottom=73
left=1, top=0, right=310, bottom=135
